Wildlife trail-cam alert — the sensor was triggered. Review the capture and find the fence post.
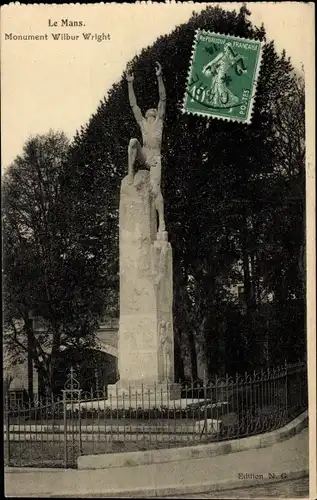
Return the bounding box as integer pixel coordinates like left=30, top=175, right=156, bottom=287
left=284, top=360, right=288, bottom=419
left=78, top=389, right=82, bottom=456
left=5, top=394, right=10, bottom=466
left=62, top=367, right=81, bottom=467
left=203, top=371, right=207, bottom=438
left=299, top=362, right=303, bottom=410
left=62, top=388, right=68, bottom=468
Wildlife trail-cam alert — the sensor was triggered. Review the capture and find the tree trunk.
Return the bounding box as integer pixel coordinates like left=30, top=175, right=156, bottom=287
left=25, top=317, right=34, bottom=402
left=187, top=329, right=198, bottom=380
left=251, top=252, right=259, bottom=306
left=241, top=213, right=255, bottom=312
left=27, top=331, right=34, bottom=403
left=174, top=332, right=185, bottom=382
left=173, top=261, right=186, bottom=382
left=299, top=243, right=305, bottom=298
left=49, top=325, right=61, bottom=395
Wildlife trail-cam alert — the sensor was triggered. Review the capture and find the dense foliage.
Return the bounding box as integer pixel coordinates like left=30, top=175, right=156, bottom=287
left=3, top=131, right=117, bottom=394
left=64, top=5, right=305, bottom=378
left=4, top=5, right=306, bottom=391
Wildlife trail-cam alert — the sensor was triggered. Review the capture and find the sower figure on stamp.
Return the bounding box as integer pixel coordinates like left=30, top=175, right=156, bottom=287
left=126, top=61, right=166, bottom=233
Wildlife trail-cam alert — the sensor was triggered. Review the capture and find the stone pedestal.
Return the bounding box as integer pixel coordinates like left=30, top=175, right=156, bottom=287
left=108, top=170, right=180, bottom=401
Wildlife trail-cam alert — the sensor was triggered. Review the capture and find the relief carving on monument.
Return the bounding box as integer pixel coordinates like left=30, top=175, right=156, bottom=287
left=125, top=202, right=148, bottom=237
left=122, top=285, right=153, bottom=312
left=158, top=320, right=173, bottom=383
left=151, top=236, right=170, bottom=285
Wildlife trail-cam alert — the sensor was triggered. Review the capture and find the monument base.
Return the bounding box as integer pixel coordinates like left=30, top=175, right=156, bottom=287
left=107, top=381, right=181, bottom=403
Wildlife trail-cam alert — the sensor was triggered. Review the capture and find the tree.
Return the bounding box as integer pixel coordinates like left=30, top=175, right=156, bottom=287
left=260, top=74, right=306, bottom=301
left=45, top=6, right=306, bottom=379
left=3, top=130, right=118, bottom=395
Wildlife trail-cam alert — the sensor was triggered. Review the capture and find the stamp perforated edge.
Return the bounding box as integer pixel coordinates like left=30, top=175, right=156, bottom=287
left=181, top=29, right=264, bottom=125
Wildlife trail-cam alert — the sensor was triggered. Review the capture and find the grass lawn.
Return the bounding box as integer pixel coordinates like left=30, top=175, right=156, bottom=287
left=8, top=417, right=207, bottom=430
left=5, top=437, right=201, bottom=468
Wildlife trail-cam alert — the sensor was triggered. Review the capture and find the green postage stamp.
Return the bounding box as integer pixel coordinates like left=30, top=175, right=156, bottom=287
left=183, top=30, right=263, bottom=124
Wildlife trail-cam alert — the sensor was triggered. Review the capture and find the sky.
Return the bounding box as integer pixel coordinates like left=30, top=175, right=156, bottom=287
left=1, top=2, right=314, bottom=169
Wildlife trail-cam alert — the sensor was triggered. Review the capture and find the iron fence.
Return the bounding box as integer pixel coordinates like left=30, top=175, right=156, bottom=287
left=4, top=361, right=307, bottom=469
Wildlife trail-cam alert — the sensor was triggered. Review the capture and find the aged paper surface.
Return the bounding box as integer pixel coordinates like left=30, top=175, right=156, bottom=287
left=1, top=2, right=315, bottom=499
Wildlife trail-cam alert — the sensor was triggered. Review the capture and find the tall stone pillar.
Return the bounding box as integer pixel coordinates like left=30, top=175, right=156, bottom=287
left=107, top=170, right=180, bottom=399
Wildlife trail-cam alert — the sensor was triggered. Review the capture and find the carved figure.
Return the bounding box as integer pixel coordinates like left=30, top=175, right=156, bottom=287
left=126, top=61, right=166, bottom=233
left=159, top=320, right=172, bottom=382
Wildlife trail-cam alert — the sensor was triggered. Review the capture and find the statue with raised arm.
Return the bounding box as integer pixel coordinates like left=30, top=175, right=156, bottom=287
left=126, top=61, right=166, bottom=234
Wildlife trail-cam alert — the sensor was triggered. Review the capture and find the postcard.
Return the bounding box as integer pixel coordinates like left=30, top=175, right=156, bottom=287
left=2, top=2, right=315, bottom=499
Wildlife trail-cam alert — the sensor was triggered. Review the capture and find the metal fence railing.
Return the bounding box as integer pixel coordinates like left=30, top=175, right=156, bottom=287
left=4, top=361, right=308, bottom=469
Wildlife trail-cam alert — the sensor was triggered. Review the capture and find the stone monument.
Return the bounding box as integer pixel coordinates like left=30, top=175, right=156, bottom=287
left=107, top=62, right=180, bottom=401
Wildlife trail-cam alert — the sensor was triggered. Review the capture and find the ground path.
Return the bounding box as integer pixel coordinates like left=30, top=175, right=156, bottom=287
left=5, top=428, right=308, bottom=497
left=170, top=477, right=309, bottom=498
